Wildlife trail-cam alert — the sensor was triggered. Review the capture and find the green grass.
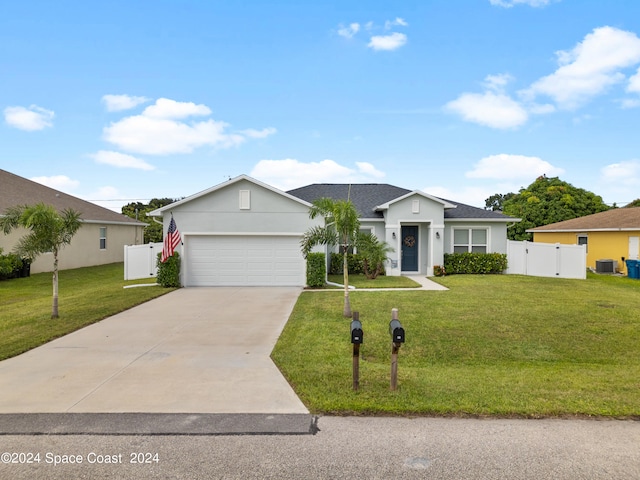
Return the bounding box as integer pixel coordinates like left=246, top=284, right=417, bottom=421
left=272, top=273, right=640, bottom=418
left=0, top=263, right=176, bottom=361
left=327, top=274, right=421, bottom=288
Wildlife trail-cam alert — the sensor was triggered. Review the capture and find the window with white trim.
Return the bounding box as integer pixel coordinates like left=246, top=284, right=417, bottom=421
left=99, top=227, right=107, bottom=250
left=577, top=234, right=588, bottom=253
left=453, top=228, right=487, bottom=253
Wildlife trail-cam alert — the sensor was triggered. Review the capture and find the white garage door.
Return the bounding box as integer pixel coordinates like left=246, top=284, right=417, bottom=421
left=185, top=235, right=305, bottom=286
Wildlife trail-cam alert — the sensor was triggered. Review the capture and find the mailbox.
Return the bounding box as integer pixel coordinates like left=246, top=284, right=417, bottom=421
left=350, top=320, right=363, bottom=344
left=389, top=319, right=405, bottom=344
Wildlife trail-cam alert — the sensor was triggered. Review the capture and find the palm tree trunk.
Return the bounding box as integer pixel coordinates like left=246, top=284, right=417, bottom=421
left=51, top=250, right=59, bottom=319
left=342, top=242, right=352, bottom=318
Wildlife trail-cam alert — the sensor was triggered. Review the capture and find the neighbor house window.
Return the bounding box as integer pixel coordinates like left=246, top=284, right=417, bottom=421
left=453, top=228, right=487, bottom=253
left=99, top=227, right=107, bottom=250
left=577, top=234, right=588, bottom=253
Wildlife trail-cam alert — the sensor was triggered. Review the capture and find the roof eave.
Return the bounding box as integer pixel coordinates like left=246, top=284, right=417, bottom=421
left=528, top=227, right=640, bottom=233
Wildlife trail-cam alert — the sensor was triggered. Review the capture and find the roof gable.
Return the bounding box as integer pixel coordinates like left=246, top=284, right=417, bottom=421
left=375, top=190, right=456, bottom=211
left=0, top=169, right=144, bottom=225
left=528, top=207, right=640, bottom=232
left=149, top=174, right=312, bottom=216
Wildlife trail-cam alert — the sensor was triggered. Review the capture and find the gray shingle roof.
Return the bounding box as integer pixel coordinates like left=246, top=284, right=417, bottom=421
left=287, top=184, right=516, bottom=221
left=0, top=169, right=145, bottom=225
left=287, top=184, right=411, bottom=219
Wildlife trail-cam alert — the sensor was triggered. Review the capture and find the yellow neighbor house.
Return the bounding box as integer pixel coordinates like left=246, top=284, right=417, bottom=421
left=527, top=207, right=640, bottom=275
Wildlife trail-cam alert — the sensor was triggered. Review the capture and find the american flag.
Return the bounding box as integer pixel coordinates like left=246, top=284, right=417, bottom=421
left=161, top=216, right=181, bottom=263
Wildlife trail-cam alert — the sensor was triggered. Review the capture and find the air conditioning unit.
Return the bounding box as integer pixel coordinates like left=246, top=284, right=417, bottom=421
left=595, top=259, right=617, bottom=273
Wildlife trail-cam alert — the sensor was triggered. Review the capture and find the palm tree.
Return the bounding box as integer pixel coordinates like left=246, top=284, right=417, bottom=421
left=1, top=203, right=82, bottom=318
left=301, top=197, right=360, bottom=318
left=357, top=232, right=394, bottom=279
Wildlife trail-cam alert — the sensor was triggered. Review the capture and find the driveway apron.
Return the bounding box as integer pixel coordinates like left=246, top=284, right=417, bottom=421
left=0, top=287, right=309, bottom=415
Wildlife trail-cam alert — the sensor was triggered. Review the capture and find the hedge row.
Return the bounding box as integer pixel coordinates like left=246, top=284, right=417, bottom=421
left=443, top=252, right=508, bottom=275
left=156, top=252, right=181, bottom=287
left=306, top=253, right=325, bottom=287
left=0, top=250, right=30, bottom=280
left=329, top=252, right=364, bottom=275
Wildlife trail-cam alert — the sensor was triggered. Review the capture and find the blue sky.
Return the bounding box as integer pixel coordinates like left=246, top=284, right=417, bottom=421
left=2, top=0, right=640, bottom=212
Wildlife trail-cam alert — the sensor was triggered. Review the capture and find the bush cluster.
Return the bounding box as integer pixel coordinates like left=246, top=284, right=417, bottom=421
left=443, top=252, right=507, bottom=275
left=305, top=253, right=326, bottom=287
left=0, top=249, right=30, bottom=280
left=156, top=252, right=181, bottom=287
left=329, top=253, right=363, bottom=275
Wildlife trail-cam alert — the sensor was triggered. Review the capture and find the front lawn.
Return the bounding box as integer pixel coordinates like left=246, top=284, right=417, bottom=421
left=0, top=263, right=176, bottom=361
left=327, top=274, right=421, bottom=289
left=272, top=273, right=640, bottom=418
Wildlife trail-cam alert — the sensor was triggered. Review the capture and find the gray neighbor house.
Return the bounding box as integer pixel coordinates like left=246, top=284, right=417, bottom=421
left=0, top=169, right=146, bottom=274
left=150, top=175, right=517, bottom=287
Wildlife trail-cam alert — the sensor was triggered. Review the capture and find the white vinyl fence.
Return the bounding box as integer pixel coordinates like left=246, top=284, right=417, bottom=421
left=124, top=243, right=163, bottom=280
left=506, top=240, right=586, bottom=279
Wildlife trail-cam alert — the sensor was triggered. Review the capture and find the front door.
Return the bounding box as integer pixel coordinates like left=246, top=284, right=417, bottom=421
left=401, top=226, right=419, bottom=272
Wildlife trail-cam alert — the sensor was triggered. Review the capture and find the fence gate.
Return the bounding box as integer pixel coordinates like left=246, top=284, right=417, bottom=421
left=506, top=240, right=586, bottom=279
left=124, top=243, right=162, bottom=280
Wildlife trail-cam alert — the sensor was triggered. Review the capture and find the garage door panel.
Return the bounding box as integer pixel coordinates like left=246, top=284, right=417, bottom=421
left=186, top=236, right=304, bottom=286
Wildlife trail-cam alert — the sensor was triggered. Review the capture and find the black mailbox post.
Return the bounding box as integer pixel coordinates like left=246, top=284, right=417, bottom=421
left=350, top=311, right=362, bottom=390
left=389, top=319, right=405, bottom=344
left=351, top=319, right=363, bottom=344
left=389, top=308, right=404, bottom=391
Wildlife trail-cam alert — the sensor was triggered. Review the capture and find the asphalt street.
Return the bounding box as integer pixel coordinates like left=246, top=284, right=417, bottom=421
left=1, top=416, right=638, bottom=479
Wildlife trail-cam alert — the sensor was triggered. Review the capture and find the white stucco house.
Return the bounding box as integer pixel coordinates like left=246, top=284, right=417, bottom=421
left=149, top=175, right=518, bottom=287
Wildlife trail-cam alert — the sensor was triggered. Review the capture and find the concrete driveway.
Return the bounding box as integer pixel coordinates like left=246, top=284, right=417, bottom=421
left=0, top=287, right=308, bottom=416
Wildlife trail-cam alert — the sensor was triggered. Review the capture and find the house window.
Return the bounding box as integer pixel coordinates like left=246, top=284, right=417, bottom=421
left=453, top=228, right=487, bottom=253
left=239, top=190, right=250, bottom=210
left=577, top=234, right=588, bottom=253
left=99, top=227, right=107, bottom=250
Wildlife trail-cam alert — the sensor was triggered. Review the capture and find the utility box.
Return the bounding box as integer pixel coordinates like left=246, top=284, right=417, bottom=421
left=596, top=259, right=617, bottom=274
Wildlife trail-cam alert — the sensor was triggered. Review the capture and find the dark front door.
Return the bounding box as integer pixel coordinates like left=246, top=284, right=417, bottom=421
left=401, top=226, right=418, bottom=272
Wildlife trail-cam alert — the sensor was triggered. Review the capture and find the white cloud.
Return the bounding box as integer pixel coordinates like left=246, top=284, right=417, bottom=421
left=368, top=32, right=407, bottom=51
left=30, top=175, right=79, bottom=191
left=627, top=67, right=640, bottom=93
left=4, top=105, right=54, bottom=131
left=522, top=26, right=640, bottom=109
left=103, top=98, right=275, bottom=155
left=490, top=0, right=552, bottom=7
left=466, top=154, right=564, bottom=180
left=84, top=186, right=125, bottom=212
left=620, top=98, right=640, bottom=109
left=385, top=17, right=408, bottom=29
left=445, top=91, right=528, bottom=129
left=601, top=160, right=640, bottom=185
left=250, top=159, right=386, bottom=190
left=102, top=94, right=149, bottom=112
left=355, top=161, right=385, bottom=178
left=240, top=127, right=277, bottom=139
left=337, top=23, right=360, bottom=39
left=141, top=98, right=211, bottom=119
left=483, top=73, right=514, bottom=92
left=91, top=150, right=155, bottom=171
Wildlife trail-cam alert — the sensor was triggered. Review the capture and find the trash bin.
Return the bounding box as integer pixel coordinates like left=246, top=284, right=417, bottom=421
left=625, top=259, right=639, bottom=279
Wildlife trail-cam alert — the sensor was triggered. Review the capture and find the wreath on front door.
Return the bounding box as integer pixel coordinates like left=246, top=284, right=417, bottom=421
left=403, top=235, right=416, bottom=248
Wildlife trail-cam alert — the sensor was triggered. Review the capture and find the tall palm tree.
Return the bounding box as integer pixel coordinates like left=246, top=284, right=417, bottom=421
left=1, top=203, right=81, bottom=318
left=301, top=197, right=360, bottom=318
